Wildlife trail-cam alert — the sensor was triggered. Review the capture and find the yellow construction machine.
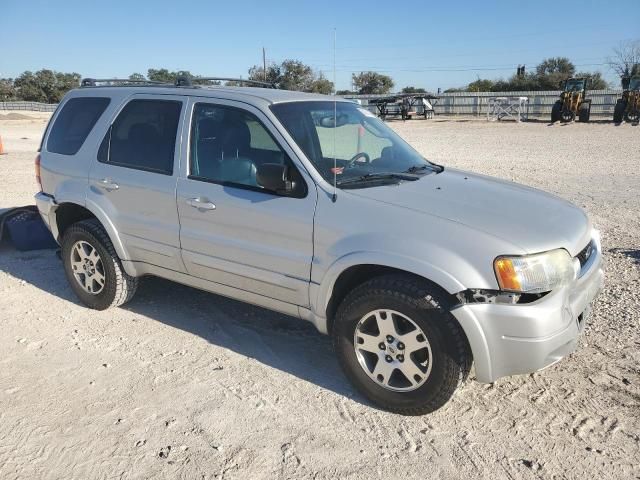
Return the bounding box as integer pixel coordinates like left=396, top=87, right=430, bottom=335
left=551, top=78, right=591, bottom=123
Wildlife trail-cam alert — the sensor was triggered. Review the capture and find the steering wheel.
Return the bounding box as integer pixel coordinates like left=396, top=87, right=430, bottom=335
left=346, top=152, right=371, bottom=169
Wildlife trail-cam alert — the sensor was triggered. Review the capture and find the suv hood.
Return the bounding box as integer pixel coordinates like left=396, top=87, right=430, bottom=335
left=347, top=168, right=591, bottom=255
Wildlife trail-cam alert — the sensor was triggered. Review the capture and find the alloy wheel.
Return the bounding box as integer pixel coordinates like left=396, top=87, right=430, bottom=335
left=353, top=309, right=433, bottom=392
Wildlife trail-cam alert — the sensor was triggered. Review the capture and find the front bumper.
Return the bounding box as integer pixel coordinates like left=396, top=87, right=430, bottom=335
left=452, top=240, right=604, bottom=383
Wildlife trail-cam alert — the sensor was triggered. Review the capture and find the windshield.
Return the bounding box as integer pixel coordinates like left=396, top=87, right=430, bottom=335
left=270, top=101, right=436, bottom=187
left=630, top=78, right=640, bottom=90
left=565, top=79, right=585, bottom=92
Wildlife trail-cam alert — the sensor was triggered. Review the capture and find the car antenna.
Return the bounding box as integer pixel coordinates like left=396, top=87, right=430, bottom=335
left=332, top=27, right=338, bottom=203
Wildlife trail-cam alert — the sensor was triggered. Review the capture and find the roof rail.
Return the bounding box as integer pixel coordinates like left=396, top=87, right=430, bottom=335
left=175, top=76, right=276, bottom=89
left=81, top=78, right=167, bottom=87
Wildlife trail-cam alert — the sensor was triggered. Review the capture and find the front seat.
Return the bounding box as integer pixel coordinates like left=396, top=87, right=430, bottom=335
left=219, top=119, right=257, bottom=186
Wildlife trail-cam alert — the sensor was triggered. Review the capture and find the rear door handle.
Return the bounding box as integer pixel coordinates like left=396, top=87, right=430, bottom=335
left=186, top=197, right=216, bottom=211
left=96, top=178, right=119, bottom=191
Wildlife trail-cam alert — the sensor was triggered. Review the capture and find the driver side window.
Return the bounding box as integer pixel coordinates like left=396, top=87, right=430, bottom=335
left=190, top=103, right=296, bottom=192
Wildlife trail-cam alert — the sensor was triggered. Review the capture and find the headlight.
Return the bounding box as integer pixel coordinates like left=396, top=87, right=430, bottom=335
left=494, top=249, right=575, bottom=293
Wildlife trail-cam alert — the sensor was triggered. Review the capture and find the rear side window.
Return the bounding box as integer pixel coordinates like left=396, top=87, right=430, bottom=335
left=47, top=97, right=110, bottom=155
left=98, top=99, right=182, bottom=175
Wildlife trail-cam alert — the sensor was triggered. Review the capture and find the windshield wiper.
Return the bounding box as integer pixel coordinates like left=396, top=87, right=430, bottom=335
left=404, top=164, right=444, bottom=174
left=336, top=172, right=419, bottom=187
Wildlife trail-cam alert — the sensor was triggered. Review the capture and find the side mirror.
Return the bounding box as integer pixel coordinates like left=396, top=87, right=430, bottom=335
left=256, top=163, right=293, bottom=194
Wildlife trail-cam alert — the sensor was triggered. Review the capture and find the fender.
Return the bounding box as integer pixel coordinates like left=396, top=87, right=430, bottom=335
left=310, top=250, right=468, bottom=334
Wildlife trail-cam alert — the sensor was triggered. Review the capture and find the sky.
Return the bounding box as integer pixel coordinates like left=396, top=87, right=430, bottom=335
left=2, top=0, right=639, bottom=92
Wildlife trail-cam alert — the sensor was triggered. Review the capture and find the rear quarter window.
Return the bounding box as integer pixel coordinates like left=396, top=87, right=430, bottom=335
left=47, top=97, right=110, bottom=155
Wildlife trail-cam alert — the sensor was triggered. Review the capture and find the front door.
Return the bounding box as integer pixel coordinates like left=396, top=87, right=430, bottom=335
left=176, top=98, right=316, bottom=306
left=88, top=94, right=186, bottom=271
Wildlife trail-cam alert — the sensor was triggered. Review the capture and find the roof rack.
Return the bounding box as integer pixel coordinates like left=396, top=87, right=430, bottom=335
left=175, top=75, right=276, bottom=89
left=81, top=78, right=167, bottom=87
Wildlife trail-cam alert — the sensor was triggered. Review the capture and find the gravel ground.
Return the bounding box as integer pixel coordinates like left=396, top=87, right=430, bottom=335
left=0, top=114, right=639, bottom=480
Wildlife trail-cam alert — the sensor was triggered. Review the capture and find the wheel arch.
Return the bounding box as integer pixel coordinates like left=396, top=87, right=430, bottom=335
left=53, top=201, right=137, bottom=276
left=315, top=252, right=468, bottom=335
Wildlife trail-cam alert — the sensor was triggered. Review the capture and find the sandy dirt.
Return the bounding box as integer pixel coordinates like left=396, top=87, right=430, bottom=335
left=0, top=113, right=639, bottom=480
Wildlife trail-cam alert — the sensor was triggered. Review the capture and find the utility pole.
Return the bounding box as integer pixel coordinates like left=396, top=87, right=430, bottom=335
left=262, top=47, right=267, bottom=81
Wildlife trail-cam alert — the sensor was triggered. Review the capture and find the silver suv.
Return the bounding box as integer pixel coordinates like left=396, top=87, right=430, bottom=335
left=35, top=78, right=604, bottom=415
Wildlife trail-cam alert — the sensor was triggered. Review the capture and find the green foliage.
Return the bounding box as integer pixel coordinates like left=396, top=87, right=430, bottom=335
left=575, top=71, right=608, bottom=90
left=249, top=60, right=333, bottom=94
left=128, top=73, right=145, bottom=81
left=147, top=68, right=194, bottom=83
left=465, top=79, right=494, bottom=92
left=336, top=89, right=355, bottom=96
left=13, top=69, right=80, bottom=103
left=0, top=78, right=17, bottom=101
left=401, top=86, right=426, bottom=94
left=454, top=57, right=608, bottom=92
left=352, top=72, right=394, bottom=94
left=248, top=60, right=333, bottom=93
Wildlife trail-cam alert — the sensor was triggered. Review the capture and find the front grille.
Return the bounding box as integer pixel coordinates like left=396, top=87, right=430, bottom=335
left=576, top=239, right=595, bottom=268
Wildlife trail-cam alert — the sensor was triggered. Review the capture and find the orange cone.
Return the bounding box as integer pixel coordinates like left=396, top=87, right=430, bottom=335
left=0, top=135, right=6, bottom=155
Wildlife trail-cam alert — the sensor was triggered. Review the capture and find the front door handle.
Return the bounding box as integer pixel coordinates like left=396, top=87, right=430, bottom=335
left=96, top=178, right=119, bottom=191
left=186, top=197, right=216, bottom=211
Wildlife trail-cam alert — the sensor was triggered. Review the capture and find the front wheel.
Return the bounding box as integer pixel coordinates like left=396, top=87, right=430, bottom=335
left=551, top=101, right=562, bottom=122
left=578, top=102, right=590, bottom=122
left=613, top=99, right=626, bottom=124
left=332, top=275, right=472, bottom=415
left=61, top=219, right=138, bottom=310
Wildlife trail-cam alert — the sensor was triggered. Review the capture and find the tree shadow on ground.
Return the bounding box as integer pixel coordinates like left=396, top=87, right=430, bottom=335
left=0, top=245, right=368, bottom=405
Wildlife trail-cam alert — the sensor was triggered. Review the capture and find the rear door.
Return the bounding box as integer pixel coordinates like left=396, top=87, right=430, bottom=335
left=176, top=97, right=317, bottom=306
left=87, top=94, right=187, bottom=271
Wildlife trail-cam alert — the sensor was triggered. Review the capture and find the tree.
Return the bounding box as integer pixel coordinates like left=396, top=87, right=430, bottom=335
left=401, top=86, right=426, bottom=94
left=575, top=71, right=608, bottom=90
left=607, top=40, right=640, bottom=82
left=535, top=57, right=575, bottom=89
left=309, top=73, right=333, bottom=95
left=465, top=79, right=494, bottom=92
left=247, top=59, right=333, bottom=93
left=147, top=68, right=194, bottom=83
left=128, top=73, right=145, bottom=81
left=336, top=89, right=355, bottom=96
left=248, top=63, right=282, bottom=85
left=536, top=57, right=575, bottom=76
left=0, top=78, right=16, bottom=101
left=352, top=72, right=394, bottom=94
left=13, top=69, right=80, bottom=103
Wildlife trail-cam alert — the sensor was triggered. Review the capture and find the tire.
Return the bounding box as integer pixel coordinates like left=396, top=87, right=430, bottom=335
left=578, top=102, right=590, bottom=122
left=332, top=274, right=471, bottom=415
left=61, top=219, right=138, bottom=310
left=613, top=99, right=625, bottom=124
left=625, top=107, right=639, bottom=124
left=551, top=101, right=562, bottom=122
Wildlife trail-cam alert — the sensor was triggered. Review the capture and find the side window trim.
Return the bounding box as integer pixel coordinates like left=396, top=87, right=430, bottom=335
left=186, top=100, right=308, bottom=198
left=97, top=96, right=184, bottom=176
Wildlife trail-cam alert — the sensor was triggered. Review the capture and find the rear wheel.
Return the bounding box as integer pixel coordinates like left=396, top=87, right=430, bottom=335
left=551, top=101, right=562, bottom=122
left=332, top=274, right=471, bottom=415
left=61, top=219, right=138, bottom=310
left=578, top=101, right=591, bottom=122
left=613, top=99, right=626, bottom=124
left=625, top=107, right=639, bottom=124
